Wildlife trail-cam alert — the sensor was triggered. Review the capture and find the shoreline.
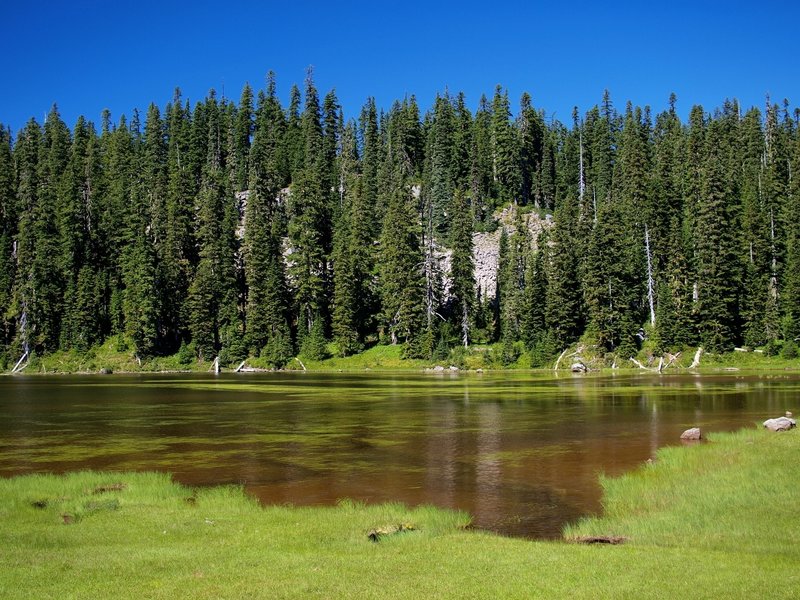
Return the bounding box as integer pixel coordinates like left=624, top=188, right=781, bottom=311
left=1, top=425, right=796, bottom=598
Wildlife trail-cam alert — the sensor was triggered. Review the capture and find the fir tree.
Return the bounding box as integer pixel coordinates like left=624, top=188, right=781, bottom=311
left=491, top=86, right=521, bottom=203
left=695, top=121, right=741, bottom=351
left=449, top=189, right=475, bottom=346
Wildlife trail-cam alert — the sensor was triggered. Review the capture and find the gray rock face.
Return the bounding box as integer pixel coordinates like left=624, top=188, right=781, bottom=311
left=680, top=427, right=702, bottom=440
left=763, top=417, right=797, bottom=432
left=471, top=206, right=553, bottom=300
left=237, top=191, right=553, bottom=302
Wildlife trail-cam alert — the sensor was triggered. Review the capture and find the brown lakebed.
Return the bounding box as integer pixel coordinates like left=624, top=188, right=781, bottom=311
left=0, top=371, right=793, bottom=538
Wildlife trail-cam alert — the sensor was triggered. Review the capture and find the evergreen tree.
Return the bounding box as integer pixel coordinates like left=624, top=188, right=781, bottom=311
left=378, top=167, right=424, bottom=352
left=491, top=86, right=521, bottom=203
left=244, top=77, right=292, bottom=356
left=518, top=92, right=544, bottom=207
left=0, top=126, right=17, bottom=351
left=695, top=120, right=741, bottom=351
left=233, top=83, right=254, bottom=192
left=783, top=129, right=800, bottom=340
left=545, top=195, right=583, bottom=347
left=288, top=70, right=331, bottom=336
left=470, top=94, right=494, bottom=221
left=449, top=189, right=475, bottom=346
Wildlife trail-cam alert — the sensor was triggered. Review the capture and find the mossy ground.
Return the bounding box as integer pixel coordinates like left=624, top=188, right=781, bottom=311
left=1, top=428, right=797, bottom=598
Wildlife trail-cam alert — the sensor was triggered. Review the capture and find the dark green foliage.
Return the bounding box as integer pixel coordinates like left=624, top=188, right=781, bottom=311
left=449, top=190, right=475, bottom=346
left=545, top=197, right=583, bottom=347
left=300, top=316, right=329, bottom=360
left=262, top=329, right=294, bottom=369
left=694, top=121, right=741, bottom=352
left=491, top=86, right=521, bottom=203
left=2, top=77, right=799, bottom=369
left=378, top=169, right=425, bottom=351
left=0, top=125, right=17, bottom=347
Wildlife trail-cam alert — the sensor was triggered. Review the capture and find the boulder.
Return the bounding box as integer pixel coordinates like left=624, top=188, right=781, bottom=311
left=763, top=417, right=797, bottom=432
left=571, top=362, right=588, bottom=373
left=680, top=427, right=702, bottom=441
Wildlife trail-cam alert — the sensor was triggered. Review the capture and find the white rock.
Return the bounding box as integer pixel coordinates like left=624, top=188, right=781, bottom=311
left=680, top=427, right=702, bottom=440
left=763, top=417, right=797, bottom=432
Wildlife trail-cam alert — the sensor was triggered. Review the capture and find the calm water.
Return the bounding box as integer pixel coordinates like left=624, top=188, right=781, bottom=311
left=0, top=371, right=795, bottom=538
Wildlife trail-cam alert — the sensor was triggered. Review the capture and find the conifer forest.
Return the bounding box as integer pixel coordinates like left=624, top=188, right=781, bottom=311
left=2, top=71, right=800, bottom=369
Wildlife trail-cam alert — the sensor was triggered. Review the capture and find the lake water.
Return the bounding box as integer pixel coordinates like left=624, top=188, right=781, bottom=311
left=0, top=371, right=794, bottom=538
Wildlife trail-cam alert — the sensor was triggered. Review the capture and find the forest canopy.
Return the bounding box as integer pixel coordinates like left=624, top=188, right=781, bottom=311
left=1, top=71, right=798, bottom=369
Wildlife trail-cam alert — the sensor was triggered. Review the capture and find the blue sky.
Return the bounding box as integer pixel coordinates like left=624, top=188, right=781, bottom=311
left=2, top=0, right=798, bottom=134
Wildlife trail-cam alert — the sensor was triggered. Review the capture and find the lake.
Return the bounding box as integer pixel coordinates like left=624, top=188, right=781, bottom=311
left=0, top=371, right=793, bottom=538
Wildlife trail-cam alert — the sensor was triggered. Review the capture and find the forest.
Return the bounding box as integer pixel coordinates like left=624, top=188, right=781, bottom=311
left=1, top=70, right=799, bottom=370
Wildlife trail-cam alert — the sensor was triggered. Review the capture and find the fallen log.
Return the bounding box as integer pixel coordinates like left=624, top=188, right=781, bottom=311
left=11, top=350, right=29, bottom=374
left=629, top=357, right=658, bottom=372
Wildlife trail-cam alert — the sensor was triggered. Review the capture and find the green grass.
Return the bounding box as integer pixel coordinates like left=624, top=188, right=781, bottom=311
left=1, top=429, right=798, bottom=598
left=7, top=335, right=800, bottom=375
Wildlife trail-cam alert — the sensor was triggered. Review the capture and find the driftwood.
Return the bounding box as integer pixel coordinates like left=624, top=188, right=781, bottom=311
left=11, top=350, right=29, bottom=374
left=294, top=357, right=307, bottom=371
left=210, top=356, right=220, bottom=374
left=554, top=348, right=569, bottom=371
left=663, top=352, right=681, bottom=370
left=629, top=357, right=658, bottom=372
left=689, top=347, right=703, bottom=369
left=234, top=360, right=247, bottom=373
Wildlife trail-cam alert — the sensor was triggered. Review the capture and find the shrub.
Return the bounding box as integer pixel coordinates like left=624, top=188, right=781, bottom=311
left=781, top=339, right=798, bottom=360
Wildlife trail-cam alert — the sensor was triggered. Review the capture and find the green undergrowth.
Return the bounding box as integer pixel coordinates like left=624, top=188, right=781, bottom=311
left=1, top=429, right=798, bottom=598
left=6, top=334, right=800, bottom=375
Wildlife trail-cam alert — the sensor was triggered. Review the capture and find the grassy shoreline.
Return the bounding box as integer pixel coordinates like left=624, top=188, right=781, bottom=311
left=4, top=336, right=800, bottom=375
left=1, top=427, right=797, bottom=598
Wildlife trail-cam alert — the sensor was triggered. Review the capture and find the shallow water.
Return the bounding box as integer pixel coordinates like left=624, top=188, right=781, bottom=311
left=0, top=371, right=794, bottom=538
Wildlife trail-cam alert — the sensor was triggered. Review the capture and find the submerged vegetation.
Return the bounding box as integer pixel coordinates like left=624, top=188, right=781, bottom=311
left=1, top=73, right=800, bottom=374
left=1, top=427, right=797, bottom=598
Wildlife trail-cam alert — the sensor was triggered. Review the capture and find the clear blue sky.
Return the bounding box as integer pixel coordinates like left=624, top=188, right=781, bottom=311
left=2, top=0, right=798, bottom=135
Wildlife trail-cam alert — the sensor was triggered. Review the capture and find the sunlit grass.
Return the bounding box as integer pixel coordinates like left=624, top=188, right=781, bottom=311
left=2, top=429, right=798, bottom=598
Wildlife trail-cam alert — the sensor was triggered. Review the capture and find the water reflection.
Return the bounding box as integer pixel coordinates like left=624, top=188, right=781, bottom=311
left=0, top=372, right=795, bottom=538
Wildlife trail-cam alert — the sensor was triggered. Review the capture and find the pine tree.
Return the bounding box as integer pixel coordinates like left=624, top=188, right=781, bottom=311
left=491, top=86, right=521, bottom=203
left=470, top=94, right=494, bottom=221
left=288, top=70, right=331, bottom=336
left=424, top=94, right=455, bottom=236
left=520, top=234, right=551, bottom=364
left=518, top=92, right=544, bottom=207
left=694, top=120, right=741, bottom=351
left=187, top=92, right=240, bottom=360
left=359, top=98, right=381, bottom=234
left=331, top=123, right=376, bottom=355
left=244, top=76, right=292, bottom=357
left=379, top=167, right=424, bottom=351
left=545, top=195, right=583, bottom=347
left=449, top=189, right=475, bottom=346
left=0, top=125, right=17, bottom=351
left=233, top=83, right=254, bottom=192
left=783, top=129, right=800, bottom=340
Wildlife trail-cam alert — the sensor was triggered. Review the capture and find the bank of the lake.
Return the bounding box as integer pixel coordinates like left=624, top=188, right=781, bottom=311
left=5, top=337, right=800, bottom=375
left=1, top=427, right=797, bottom=599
